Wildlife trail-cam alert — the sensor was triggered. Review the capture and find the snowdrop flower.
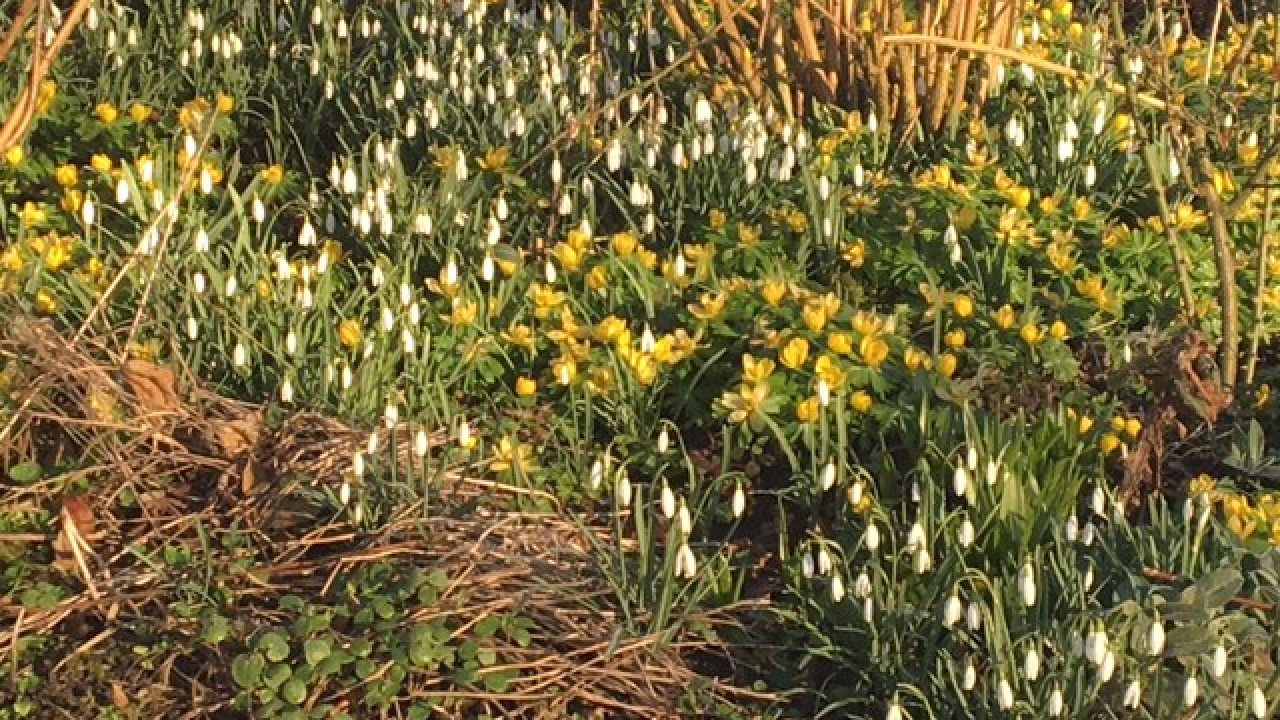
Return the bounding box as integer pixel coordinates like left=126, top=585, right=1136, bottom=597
left=1147, top=616, right=1166, bottom=656
left=830, top=573, right=845, bottom=602
left=660, top=482, right=676, bottom=519
left=731, top=482, right=746, bottom=518
left=1084, top=162, right=1097, bottom=187
left=1018, top=559, right=1037, bottom=607
left=801, top=552, right=815, bottom=579
left=617, top=474, right=632, bottom=508
left=953, top=465, right=969, bottom=497
left=677, top=543, right=697, bottom=579
left=1085, top=627, right=1108, bottom=666
left=966, top=602, right=983, bottom=631
left=1123, top=680, right=1141, bottom=709
left=1252, top=683, right=1268, bottom=718
left=817, top=547, right=832, bottom=576
left=820, top=460, right=837, bottom=491
left=1048, top=687, right=1064, bottom=716
left=943, top=595, right=963, bottom=627
left=1064, top=514, right=1079, bottom=542
left=1184, top=675, right=1199, bottom=707
left=985, top=460, right=999, bottom=486
left=1212, top=644, right=1227, bottom=677
left=906, top=522, right=926, bottom=552
left=963, top=659, right=977, bottom=690
left=657, top=426, right=670, bottom=454
left=997, top=678, right=1014, bottom=709
left=590, top=459, right=605, bottom=490
left=1099, top=650, right=1117, bottom=682
left=1024, top=645, right=1041, bottom=681
left=854, top=570, right=872, bottom=598
left=885, top=699, right=902, bottom=720
left=864, top=523, right=881, bottom=552
left=676, top=499, right=691, bottom=536
left=1081, top=521, right=1096, bottom=546
left=914, top=548, right=932, bottom=574
left=958, top=516, right=975, bottom=548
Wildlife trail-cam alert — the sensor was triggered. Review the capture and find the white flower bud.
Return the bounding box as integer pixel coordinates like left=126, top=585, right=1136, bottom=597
left=1253, top=684, right=1268, bottom=719
left=1018, top=559, right=1037, bottom=607
left=1049, top=687, right=1064, bottom=715
left=1212, top=644, right=1227, bottom=677
left=1184, top=675, right=1199, bottom=706
left=864, top=523, right=880, bottom=552
left=657, top=426, right=670, bottom=454
left=966, top=602, right=983, bottom=631
left=854, top=570, right=871, bottom=598
left=1123, top=680, right=1141, bottom=708
left=958, top=517, right=975, bottom=548
left=801, top=552, right=815, bottom=579
left=830, top=573, right=845, bottom=602
left=820, top=460, right=837, bottom=491
left=1099, top=650, right=1116, bottom=682
left=943, top=595, right=963, bottom=627
left=953, top=465, right=969, bottom=497
left=997, top=678, right=1014, bottom=709
left=731, top=482, right=746, bottom=518
left=963, top=659, right=977, bottom=690
left=1147, top=616, right=1166, bottom=656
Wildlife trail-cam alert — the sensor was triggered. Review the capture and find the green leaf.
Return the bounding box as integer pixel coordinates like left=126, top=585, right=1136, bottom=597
left=257, top=631, right=291, bottom=663
left=1197, top=567, right=1243, bottom=609
left=201, top=613, right=230, bottom=645
left=424, top=569, right=449, bottom=588
left=280, top=677, right=307, bottom=705
left=231, top=653, right=265, bottom=689
left=263, top=662, right=292, bottom=690
left=474, top=615, right=502, bottom=638
left=304, top=637, right=332, bottom=666
left=1162, top=625, right=1218, bottom=658
left=482, top=668, right=517, bottom=693
left=7, top=461, right=42, bottom=485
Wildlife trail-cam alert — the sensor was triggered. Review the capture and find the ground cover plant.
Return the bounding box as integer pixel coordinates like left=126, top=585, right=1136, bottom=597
left=4, top=0, right=1280, bottom=718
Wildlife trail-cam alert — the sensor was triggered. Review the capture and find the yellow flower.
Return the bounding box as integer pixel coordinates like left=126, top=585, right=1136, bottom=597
left=216, top=91, right=235, bottom=114
left=850, top=390, right=873, bottom=414
left=780, top=337, right=810, bottom=369
left=36, top=80, right=56, bottom=114
left=477, top=145, right=509, bottom=171
left=843, top=239, right=867, bottom=268
left=55, top=164, right=78, bottom=188
left=587, top=264, right=608, bottom=290
left=20, top=202, right=46, bottom=226
left=1124, top=417, right=1142, bottom=438
left=45, top=237, right=72, bottom=271
left=738, top=224, right=759, bottom=248
left=552, top=355, right=577, bottom=385
left=4, top=145, right=24, bottom=166
left=802, top=300, right=828, bottom=333
left=934, top=352, right=958, bottom=378
left=532, top=284, right=565, bottom=319
left=611, top=231, right=637, bottom=256
left=688, top=291, right=726, bottom=321
left=501, top=324, right=537, bottom=351
left=90, top=154, right=112, bottom=173
left=514, top=371, right=535, bottom=394
left=945, top=329, right=966, bottom=349
left=553, top=242, right=584, bottom=273
left=795, top=396, right=821, bottom=424
left=814, top=354, right=846, bottom=389
left=1020, top=323, right=1043, bottom=345
left=827, top=332, right=853, bottom=355
left=1171, top=202, right=1207, bottom=231
left=1111, top=113, right=1132, bottom=135
left=761, top=278, right=787, bottom=306
left=128, top=102, right=152, bottom=123
left=953, top=294, right=974, bottom=318
left=1100, top=225, right=1131, bottom=251
left=449, top=300, right=477, bottom=327
left=721, top=382, right=769, bottom=425
left=261, top=164, right=285, bottom=185
left=338, top=319, right=363, bottom=348
left=61, top=189, right=83, bottom=214
left=709, top=208, right=726, bottom=229
left=95, top=102, right=118, bottom=125
left=1099, top=433, right=1121, bottom=456
left=1, top=246, right=21, bottom=272
left=256, top=278, right=272, bottom=298
left=1008, top=185, right=1032, bottom=210
left=859, top=335, right=889, bottom=370
left=742, top=354, right=775, bottom=385
left=1072, top=197, right=1092, bottom=220
left=489, top=436, right=534, bottom=473
left=904, top=346, right=927, bottom=372
left=34, top=288, right=58, bottom=315
left=1048, top=320, right=1068, bottom=340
